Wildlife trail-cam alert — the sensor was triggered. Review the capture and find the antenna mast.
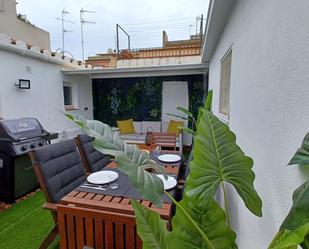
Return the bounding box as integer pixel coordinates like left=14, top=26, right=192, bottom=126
left=80, top=8, right=96, bottom=61
left=199, top=14, right=204, bottom=40
left=56, top=8, right=74, bottom=54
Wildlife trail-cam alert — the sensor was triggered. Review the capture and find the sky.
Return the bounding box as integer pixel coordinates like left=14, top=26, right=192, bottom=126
left=16, top=0, right=209, bottom=61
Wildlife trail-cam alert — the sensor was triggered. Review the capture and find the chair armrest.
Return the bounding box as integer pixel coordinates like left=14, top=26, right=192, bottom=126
left=178, top=179, right=186, bottom=185
left=179, top=133, right=183, bottom=153
left=105, top=161, right=117, bottom=169
left=43, top=202, right=58, bottom=212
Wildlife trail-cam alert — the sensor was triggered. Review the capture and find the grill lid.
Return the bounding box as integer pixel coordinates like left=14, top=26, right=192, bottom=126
left=0, top=118, right=46, bottom=141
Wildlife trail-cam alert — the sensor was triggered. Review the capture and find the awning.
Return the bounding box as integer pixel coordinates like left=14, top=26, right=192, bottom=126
left=62, top=63, right=209, bottom=79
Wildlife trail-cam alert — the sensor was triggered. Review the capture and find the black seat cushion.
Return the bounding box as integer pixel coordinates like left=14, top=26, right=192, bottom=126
left=34, top=139, right=86, bottom=203
left=184, top=150, right=193, bottom=179
left=78, top=134, right=111, bottom=172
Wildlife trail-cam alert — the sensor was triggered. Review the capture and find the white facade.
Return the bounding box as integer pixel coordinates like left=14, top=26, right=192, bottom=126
left=0, top=0, right=50, bottom=49
left=0, top=41, right=92, bottom=137
left=206, top=0, right=309, bottom=248
left=161, top=81, right=192, bottom=145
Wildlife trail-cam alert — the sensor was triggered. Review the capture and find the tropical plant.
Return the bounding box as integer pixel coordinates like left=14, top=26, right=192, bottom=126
left=268, top=134, right=309, bottom=249
left=66, top=89, right=262, bottom=248
left=17, top=14, right=35, bottom=26
left=166, top=90, right=213, bottom=135
left=65, top=115, right=167, bottom=206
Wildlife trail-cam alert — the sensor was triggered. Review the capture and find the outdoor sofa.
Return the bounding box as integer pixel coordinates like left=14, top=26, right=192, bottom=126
left=116, top=121, right=183, bottom=149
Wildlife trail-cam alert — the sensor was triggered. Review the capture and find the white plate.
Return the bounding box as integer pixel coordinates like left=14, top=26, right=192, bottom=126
left=87, top=171, right=119, bottom=185
left=158, top=154, right=181, bottom=163
left=156, top=174, right=177, bottom=190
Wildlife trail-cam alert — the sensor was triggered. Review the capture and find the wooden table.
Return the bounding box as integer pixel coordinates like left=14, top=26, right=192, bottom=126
left=60, top=161, right=179, bottom=218
left=58, top=160, right=181, bottom=249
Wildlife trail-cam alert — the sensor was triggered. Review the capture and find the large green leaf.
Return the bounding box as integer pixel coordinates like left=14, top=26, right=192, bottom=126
left=177, top=107, right=194, bottom=118
left=204, top=89, right=213, bottom=112
left=166, top=113, right=188, bottom=121
left=269, top=132, right=309, bottom=249
left=132, top=195, right=236, bottom=249
left=66, top=114, right=167, bottom=206
left=281, top=181, right=309, bottom=231
left=179, top=127, right=196, bottom=136
left=132, top=200, right=169, bottom=249
left=185, top=110, right=263, bottom=217
left=269, top=223, right=309, bottom=249
left=269, top=181, right=309, bottom=249
left=167, top=108, right=196, bottom=128
left=168, top=196, right=237, bottom=249
left=289, top=133, right=309, bottom=165
left=117, top=155, right=165, bottom=207
left=195, top=89, right=213, bottom=129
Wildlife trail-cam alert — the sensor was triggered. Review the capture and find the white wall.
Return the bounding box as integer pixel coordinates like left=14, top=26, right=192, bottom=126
left=0, top=49, right=92, bottom=136
left=162, top=81, right=189, bottom=122
left=62, top=74, right=94, bottom=120
left=208, top=0, right=309, bottom=248
left=161, top=81, right=192, bottom=145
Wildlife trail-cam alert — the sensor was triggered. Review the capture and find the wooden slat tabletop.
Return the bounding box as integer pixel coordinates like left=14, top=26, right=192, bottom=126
left=61, top=191, right=171, bottom=220
left=60, top=161, right=181, bottom=221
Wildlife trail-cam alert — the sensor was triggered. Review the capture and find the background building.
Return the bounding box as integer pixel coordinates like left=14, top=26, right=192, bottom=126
left=86, top=31, right=203, bottom=68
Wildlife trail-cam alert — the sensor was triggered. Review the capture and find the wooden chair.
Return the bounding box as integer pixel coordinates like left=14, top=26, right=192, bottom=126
left=57, top=204, right=143, bottom=249
left=175, top=149, right=193, bottom=201
left=75, top=134, right=111, bottom=173
left=29, top=139, right=87, bottom=249
left=152, top=132, right=177, bottom=151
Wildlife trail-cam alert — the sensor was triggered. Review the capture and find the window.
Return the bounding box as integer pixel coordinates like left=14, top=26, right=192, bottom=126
left=219, top=49, right=232, bottom=119
left=63, top=86, right=73, bottom=106
left=63, top=82, right=78, bottom=110
left=0, top=0, right=4, bottom=12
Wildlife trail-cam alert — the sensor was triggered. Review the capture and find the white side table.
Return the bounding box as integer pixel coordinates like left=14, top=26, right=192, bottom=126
left=111, top=127, right=120, bottom=136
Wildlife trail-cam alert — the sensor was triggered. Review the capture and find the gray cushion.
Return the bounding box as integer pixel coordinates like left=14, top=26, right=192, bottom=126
left=120, top=133, right=180, bottom=142
left=78, top=134, right=111, bottom=172
left=34, top=139, right=86, bottom=203
left=119, top=133, right=146, bottom=141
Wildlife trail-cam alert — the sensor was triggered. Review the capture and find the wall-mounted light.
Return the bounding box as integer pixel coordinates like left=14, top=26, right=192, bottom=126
left=15, top=79, right=30, bottom=89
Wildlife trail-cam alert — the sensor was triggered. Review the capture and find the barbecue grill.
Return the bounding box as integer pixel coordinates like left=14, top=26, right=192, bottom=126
left=0, top=117, right=58, bottom=203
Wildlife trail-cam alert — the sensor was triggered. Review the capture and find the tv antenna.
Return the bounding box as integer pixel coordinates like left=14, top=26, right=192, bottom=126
left=189, top=24, right=194, bottom=36
left=195, top=14, right=206, bottom=37
left=80, top=8, right=96, bottom=61
left=56, top=8, right=74, bottom=53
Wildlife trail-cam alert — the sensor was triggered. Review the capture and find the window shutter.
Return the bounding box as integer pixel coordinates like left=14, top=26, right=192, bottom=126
left=219, top=49, right=232, bottom=117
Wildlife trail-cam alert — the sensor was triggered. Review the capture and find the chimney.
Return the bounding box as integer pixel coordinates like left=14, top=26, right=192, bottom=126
left=162, top=30, right=168, bottom=47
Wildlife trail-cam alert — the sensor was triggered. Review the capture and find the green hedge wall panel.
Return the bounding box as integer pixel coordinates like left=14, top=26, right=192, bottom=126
left=92, top=75, right=204, bottom=127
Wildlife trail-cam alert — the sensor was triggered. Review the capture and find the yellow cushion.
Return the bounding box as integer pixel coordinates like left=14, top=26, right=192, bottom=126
left=167, top=120, right=184, bottom=136
left=117, top=119, right=135, bottom=135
